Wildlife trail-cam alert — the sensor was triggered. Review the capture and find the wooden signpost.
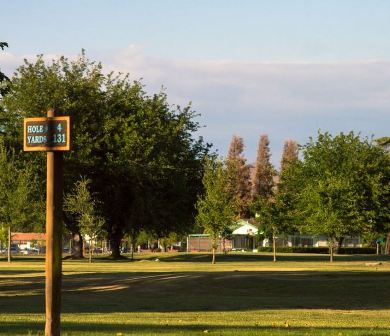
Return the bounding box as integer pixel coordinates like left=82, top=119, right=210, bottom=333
left=24, top=116, right=71, bottom=151
left=24, top=109, right=71, bottom=336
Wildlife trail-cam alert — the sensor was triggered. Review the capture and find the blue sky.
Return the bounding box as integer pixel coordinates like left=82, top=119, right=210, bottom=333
left=2, top=0, right=390, bottom=165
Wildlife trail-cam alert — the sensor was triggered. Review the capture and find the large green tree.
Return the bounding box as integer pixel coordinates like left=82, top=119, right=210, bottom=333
left=196, top=157, right=236, bottom=264
left=252, top=138, right=298, bottom=262
left=0, top=140, right=43, bottom=262
left=274, top=139, right=300, bottom=239
left=376, top=136, right=390, bottom=253
left=1, top=52, right=210, bottom=258
left=251, top=135, right=280, bottom=260
left=292, top=132, right=390, bottom=261
left=2, top=53, right=107, bottom=256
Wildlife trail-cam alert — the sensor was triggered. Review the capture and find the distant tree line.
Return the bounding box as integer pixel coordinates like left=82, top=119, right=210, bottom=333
left=1, top=44, right=389, bottom=263
left=196, top=132, right=390, bottom=262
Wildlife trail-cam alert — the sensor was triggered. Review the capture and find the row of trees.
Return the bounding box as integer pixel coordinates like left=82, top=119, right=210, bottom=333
left=1, top=43, right=388, bottom=263
left=197, top=132, right=390, bottom=262
left=0, top=48, right=211, bottom=260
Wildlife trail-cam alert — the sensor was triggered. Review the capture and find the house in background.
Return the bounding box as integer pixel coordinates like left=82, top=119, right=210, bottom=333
left=187, top=220, right=258, bottom=252
left=231, top=221, right=258, bottom=250
left=11, top=232, right=46, bottom=253
left=187, top=218, right=363, bottom=252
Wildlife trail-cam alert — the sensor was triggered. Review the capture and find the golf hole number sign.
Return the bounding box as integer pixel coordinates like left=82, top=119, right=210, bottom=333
left=24, top=116, right=71, bottom=151
left=24, top=111, right=71, bottom=335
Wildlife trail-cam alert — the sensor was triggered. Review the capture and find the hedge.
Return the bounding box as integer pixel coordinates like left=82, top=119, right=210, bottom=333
left=256, top=246, right=376, bottom=254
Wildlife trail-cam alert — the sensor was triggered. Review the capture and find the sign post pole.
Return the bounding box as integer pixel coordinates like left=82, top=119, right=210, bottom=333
left=45, top=108, right=63, bottom=336
left=24, top=109, right=71, bottom=335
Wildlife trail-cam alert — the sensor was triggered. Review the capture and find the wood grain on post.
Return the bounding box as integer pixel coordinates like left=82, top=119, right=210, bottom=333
left=45, top=108, right=63, bottom=336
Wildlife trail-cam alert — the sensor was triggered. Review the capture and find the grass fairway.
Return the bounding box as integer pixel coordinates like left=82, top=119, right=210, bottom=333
left=0, top=253, right=389, bottom=335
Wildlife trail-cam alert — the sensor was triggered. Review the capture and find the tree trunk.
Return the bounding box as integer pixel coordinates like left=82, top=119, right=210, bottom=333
left=110, top=231, right=123, bottom=259
left=71, top=232, right=84, bottom=258
left=89, top=239, right=92, bottom=263
left=335, top=237, right=344, bottom=254
left=385, top=231, right=390, bottom=255
left=212, top=246, right=216, bottom=264
left=272, top=234, right=277, bottom=262
left=7, top=226, right=11, bottom=263
left=329, top=239, right=334, bottom=262
left=131, top=237, right=136, bottom=260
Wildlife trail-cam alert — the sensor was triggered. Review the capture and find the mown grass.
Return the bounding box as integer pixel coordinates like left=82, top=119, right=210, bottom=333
left=0, top=252, right=389, bottom=335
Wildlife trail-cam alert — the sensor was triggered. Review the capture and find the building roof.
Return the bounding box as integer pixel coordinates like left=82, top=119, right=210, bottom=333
left=232, top=222, right=258, bottom=235
left=11, top=232, right=46, bottom=241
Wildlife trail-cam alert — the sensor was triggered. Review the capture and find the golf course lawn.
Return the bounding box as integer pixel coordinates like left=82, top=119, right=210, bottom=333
left=0, top=252, right=389, bottom=335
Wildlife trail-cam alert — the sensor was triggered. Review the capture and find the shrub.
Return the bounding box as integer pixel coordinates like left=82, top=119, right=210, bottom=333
left=256, top=246, right=376, bottom=254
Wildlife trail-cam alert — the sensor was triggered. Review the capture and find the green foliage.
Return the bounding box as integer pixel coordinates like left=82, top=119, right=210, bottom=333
left=252, top=137, right=297, bottom=243
left=196, top=157, right=236, bottom=249
left=64, top=178, right=104, bottom=262
left=0, top=140, right=44, bottom=233
left=291, top=132, right=390, bottom=240
left=1, top=52, right=210, bottom=257
left=0, top=225, right=6, bottom=246
left=252, top=194, right=287, bottom=261
left=64, top=178, right=104, bottom=241
left=135, top=230, right=153, bottom=246
left=159, top=232, right=182, bottom=251
left=253, top=197, right=280, bottom=239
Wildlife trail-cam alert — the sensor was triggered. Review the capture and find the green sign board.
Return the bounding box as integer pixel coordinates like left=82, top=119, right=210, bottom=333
left=24, top=116, right=71, bottom=151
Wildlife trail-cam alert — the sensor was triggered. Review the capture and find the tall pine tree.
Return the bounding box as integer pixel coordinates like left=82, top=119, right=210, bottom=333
left=225, top=135, right=251, bottom=218
left=252, top=134, right=274, bottom=199
left=251, top=135, right=277, bottom=260
left=280, top=139, right=299, bottom=175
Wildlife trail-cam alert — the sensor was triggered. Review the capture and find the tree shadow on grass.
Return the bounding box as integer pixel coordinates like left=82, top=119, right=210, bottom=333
left=0, top=256, right=45, bottom=262
left=2, top=253, right=390, bottom=264
left=1, top=270, right=389, bottom=314
left=1, top=320, right=390, bottom=336
left=0, top=270, right=43, bottom=275
left=139, top=252, right=390, bottom=263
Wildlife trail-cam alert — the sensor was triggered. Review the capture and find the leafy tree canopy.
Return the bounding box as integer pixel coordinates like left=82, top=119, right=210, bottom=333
left=1, top=52, right=210, bottom=257
left=292, top=132, right=390, bottom=241
left=196, top=157, right=236, bottom=263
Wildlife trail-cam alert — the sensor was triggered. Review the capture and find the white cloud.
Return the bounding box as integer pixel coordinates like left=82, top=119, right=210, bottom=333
left=2, top=45, right=390, bottom=165
left=104, top=46, right=390, bottom=164
left=0, top=51, right=80, bottom=76
left=104, top=46, right=390, bottom=115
